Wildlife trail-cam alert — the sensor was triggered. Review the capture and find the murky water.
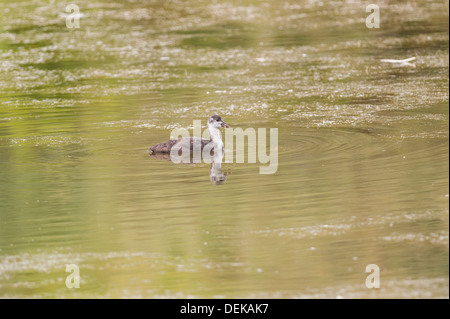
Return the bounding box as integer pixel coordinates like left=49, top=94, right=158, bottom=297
left=0, top=0, right=448, bottom=298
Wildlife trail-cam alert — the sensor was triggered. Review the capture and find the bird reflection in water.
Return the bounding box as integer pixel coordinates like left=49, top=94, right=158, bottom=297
left=149, top=150, right=230, bottom=185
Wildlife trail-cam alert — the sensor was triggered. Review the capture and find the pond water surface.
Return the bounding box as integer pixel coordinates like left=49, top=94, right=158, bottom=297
left=0, top=0, right=448, bottom=298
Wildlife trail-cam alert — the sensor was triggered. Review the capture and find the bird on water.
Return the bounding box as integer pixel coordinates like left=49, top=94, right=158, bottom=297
left=148, top=115, right=229, bottom=154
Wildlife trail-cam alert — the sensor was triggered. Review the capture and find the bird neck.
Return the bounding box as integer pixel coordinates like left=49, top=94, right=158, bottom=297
left=208, top=125, right=223, bottom=148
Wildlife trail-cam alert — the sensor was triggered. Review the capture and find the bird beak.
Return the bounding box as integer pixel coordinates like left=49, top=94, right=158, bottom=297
left=221, top=122, right=229, bottom=128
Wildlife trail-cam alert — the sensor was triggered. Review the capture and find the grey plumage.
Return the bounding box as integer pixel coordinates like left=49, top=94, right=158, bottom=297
left=149, top=137, right=211, bottom=154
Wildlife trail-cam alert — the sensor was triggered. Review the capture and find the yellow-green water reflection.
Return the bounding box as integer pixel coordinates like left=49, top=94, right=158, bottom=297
left=0, top=0, right=448, bottom=298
